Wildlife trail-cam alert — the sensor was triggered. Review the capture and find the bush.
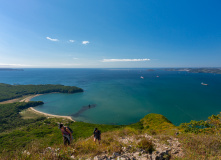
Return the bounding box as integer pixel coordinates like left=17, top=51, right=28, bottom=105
left=179, top=113, right=221, bottom=134
left=137, top=138, right=155, bottom=153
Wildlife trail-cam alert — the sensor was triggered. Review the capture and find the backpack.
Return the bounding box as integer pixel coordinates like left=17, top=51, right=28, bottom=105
left=65, top=126, right=73, bottom=134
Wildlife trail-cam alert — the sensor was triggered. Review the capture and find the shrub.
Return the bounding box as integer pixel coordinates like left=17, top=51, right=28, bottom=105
left=137, top=138, right=155, bottom=153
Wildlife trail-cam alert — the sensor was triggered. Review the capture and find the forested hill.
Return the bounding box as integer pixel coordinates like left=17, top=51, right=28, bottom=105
left=0, top=83, right=83, bottom=102
left=0, top=101, right=44, bottom=132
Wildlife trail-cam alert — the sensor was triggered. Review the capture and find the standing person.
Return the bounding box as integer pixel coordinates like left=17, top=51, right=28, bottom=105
left=93, top=128, right=101, bottom=145
left=59, top=124, right=73, bottom=145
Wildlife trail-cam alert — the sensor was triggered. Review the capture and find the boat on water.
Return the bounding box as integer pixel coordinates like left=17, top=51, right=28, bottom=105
left=156, top=75, right=159, bottom=78
left=140, top=76, right=144, bottom=79
left=201, top=82, right=208, bottom=86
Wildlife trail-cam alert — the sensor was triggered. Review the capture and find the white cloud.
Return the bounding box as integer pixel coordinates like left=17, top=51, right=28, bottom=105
left=82, top=41, right=90, bottom=45
left=69, top=40, right=75, bottom=43
left=101, top=59, right=150, bottom=62
left=73, top=58, right=79, bottom=60
left=46, top=37, right=59, bottom=42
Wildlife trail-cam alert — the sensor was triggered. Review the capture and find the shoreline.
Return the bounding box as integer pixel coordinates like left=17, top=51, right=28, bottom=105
left=21, top=94, right=75, bottom=122
left=29, top=107, right=75, bottom=121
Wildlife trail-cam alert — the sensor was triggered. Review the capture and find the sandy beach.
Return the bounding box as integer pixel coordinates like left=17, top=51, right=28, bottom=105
left=0, top=94, right=75, bottom=121
left=20, top=94, right=75, bottom=121
left=29, top=107, right=74, bottom=121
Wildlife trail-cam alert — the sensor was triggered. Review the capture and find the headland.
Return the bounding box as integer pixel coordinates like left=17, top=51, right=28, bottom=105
left=164, top=67, right=221, bottom=74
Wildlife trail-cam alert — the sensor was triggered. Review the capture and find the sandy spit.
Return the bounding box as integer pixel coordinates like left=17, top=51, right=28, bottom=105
left=29, top=107, right=75, bottom=121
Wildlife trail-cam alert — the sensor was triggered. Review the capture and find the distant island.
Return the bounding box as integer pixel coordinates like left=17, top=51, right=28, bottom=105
left=0, top=68, right=24, bottom=71
left=164, top=68, right=221, bottom=74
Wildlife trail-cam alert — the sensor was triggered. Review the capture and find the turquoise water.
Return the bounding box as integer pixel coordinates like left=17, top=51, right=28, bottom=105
left=1, top=68, right=221, bottom=125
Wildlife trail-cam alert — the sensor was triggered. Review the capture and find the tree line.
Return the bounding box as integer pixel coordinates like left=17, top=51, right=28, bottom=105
left=0, top=101, right=45, bottom=133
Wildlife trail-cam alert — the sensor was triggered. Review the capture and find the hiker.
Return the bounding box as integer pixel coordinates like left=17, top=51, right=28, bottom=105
left=93, top=128, right=101, bottom=144
left=59, top=124, right=73, bottom=145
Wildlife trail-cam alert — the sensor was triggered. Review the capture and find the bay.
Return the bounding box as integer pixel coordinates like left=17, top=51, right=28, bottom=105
left=0, top=68, right=221, bottom=125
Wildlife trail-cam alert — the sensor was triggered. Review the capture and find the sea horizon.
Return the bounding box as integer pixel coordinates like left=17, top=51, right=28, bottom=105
left=1, top=67, right=221, bottom=69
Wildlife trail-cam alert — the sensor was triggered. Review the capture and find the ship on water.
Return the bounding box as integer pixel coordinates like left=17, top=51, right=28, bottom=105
left=201, top=82, right=208, bottom=86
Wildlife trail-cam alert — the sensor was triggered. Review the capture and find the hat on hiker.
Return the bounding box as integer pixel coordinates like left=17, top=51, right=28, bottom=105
left=59, top=123, right=64, bottom=129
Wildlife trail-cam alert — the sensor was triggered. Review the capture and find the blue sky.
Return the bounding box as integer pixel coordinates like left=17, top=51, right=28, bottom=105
left=0, top=0, right=220, bottom=68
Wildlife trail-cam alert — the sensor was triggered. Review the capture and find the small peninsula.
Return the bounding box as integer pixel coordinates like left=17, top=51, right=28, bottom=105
left=0, top=83, right=83, bottom=102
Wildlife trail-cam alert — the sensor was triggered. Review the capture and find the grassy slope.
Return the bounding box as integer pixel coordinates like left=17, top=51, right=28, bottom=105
left=0, top=101, right=123, bottom=153
left=1, top=106, right=221, bottom=159
left=0, top=117, right=124, bottom=160
left=0, top=101, right=172, bottom=154
left=0, top=104, right=175, bottom=157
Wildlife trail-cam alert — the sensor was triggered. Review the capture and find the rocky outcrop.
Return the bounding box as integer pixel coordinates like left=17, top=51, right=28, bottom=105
left=40, top=134, right=183, bottom=160
left=80, top=134, right=183, bottom=160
